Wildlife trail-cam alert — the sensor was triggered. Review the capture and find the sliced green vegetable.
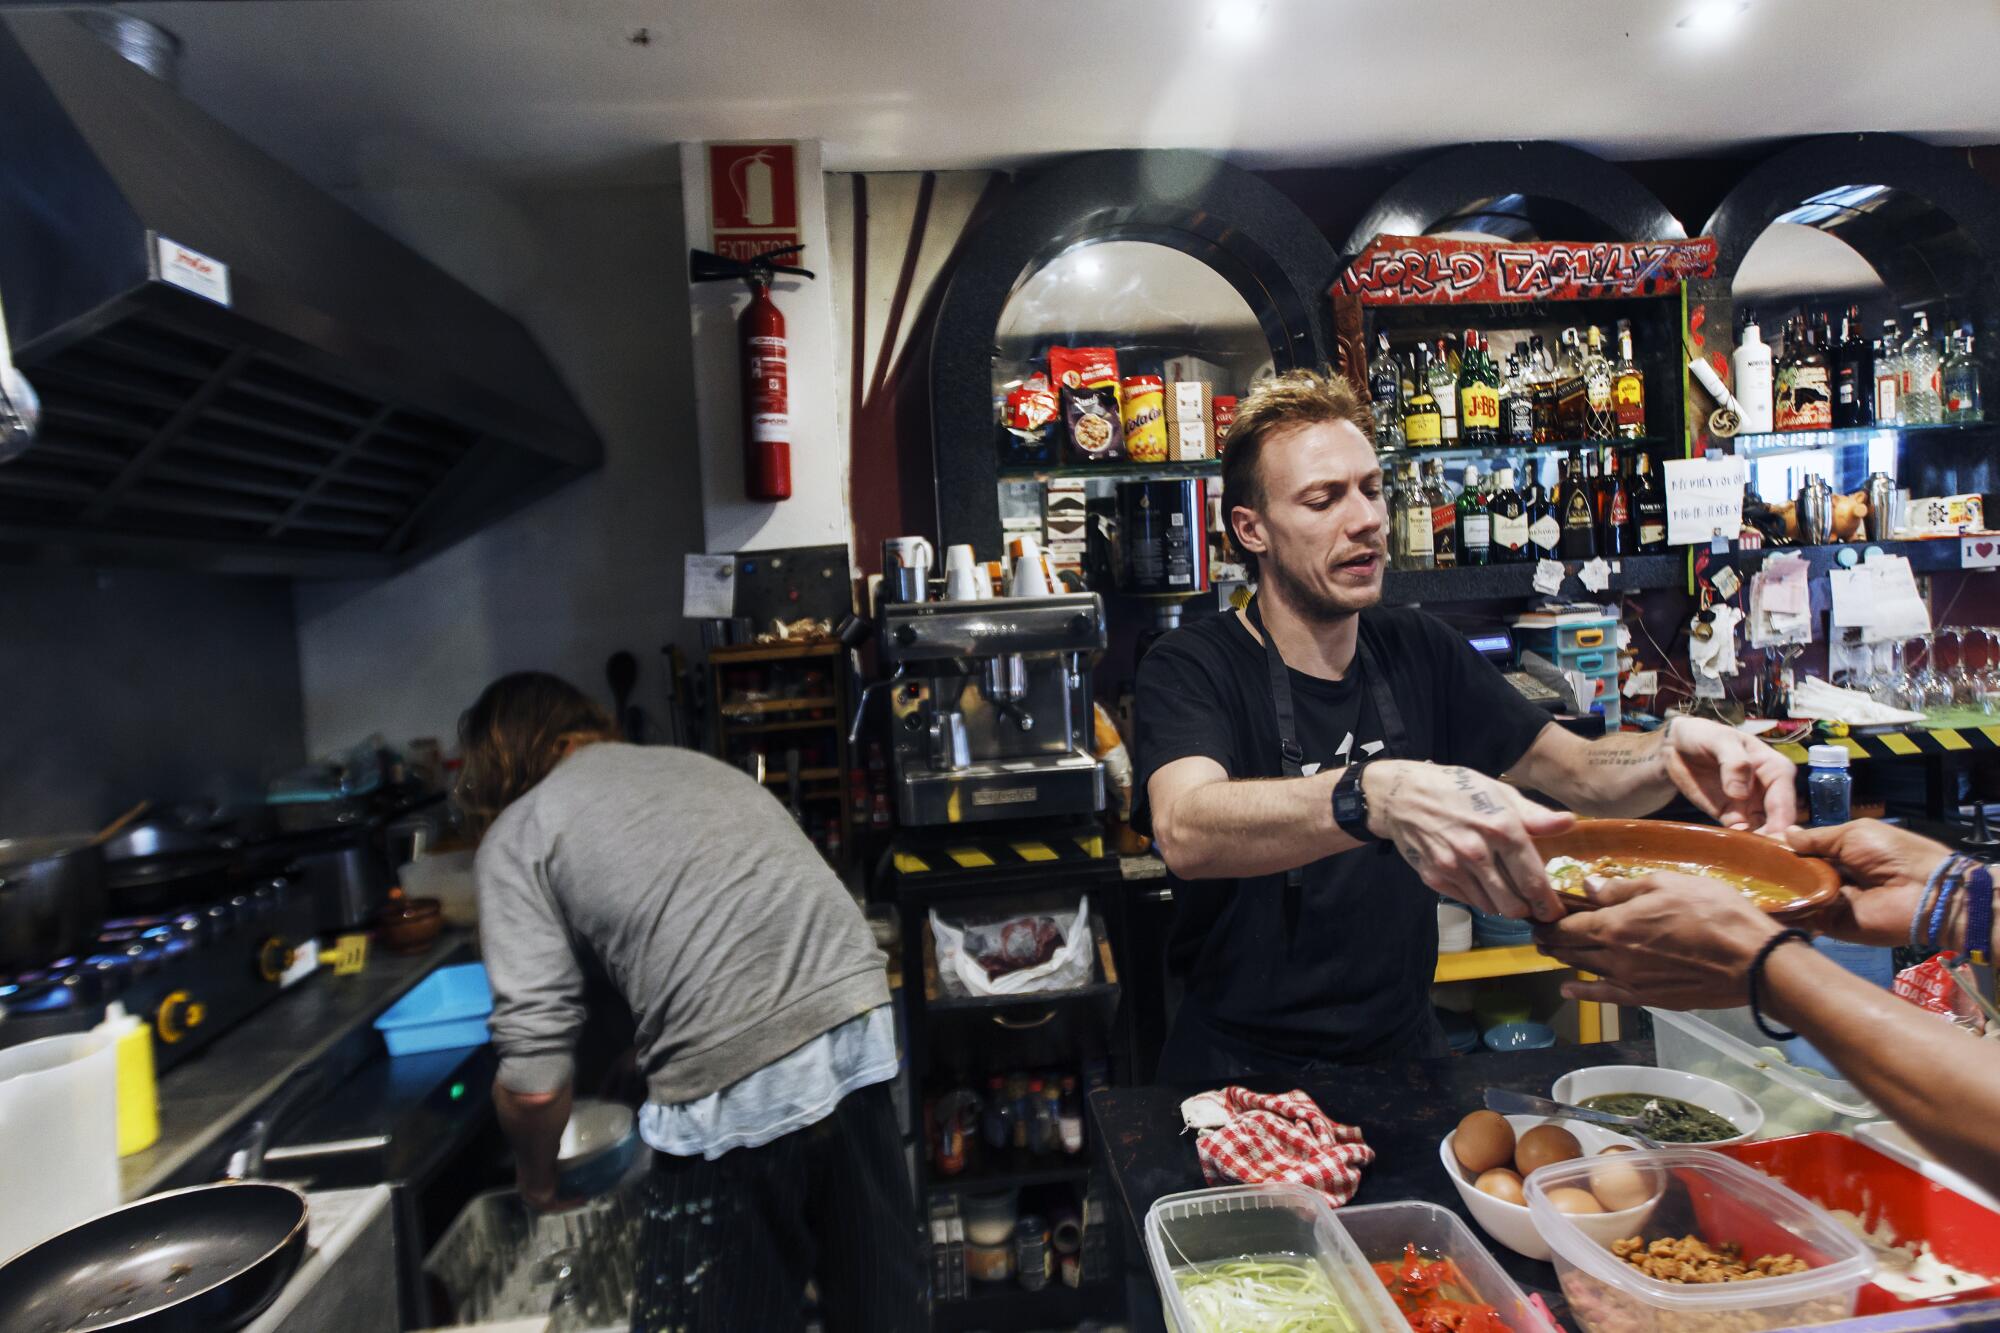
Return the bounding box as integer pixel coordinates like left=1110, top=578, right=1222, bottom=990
left=1172, top=1254, right=1359, bottom=1333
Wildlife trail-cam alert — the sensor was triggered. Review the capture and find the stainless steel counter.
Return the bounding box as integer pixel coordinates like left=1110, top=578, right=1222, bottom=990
left=121, top=931, right=476, bottom=1200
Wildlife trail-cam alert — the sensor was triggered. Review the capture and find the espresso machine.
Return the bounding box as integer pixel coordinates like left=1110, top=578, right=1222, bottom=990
left=873, top=592, right=1108, bottom=825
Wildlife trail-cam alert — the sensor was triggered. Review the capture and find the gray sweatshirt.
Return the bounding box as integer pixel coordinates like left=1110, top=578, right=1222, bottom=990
left=475, top=743, right=889, bottom=1105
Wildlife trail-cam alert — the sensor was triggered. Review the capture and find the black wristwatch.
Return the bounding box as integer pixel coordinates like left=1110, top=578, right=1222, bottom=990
left=1331, top=759, right=1379, bottom=843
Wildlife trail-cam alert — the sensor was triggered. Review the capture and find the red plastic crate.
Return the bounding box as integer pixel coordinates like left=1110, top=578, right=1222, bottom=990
left=1718, top=1133, right=2000, bottom=1314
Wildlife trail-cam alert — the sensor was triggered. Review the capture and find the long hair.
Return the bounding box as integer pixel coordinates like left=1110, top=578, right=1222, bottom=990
left=456, top=671, right=618, bottom=832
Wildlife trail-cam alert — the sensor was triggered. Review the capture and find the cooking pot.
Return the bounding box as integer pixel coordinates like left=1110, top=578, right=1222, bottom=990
left=0, top=836, right=107, bottom=973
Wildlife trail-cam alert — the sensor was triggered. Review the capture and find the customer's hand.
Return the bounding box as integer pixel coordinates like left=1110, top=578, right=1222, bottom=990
left=1661, top=717, right=1800, bottom=835
left=1785, top=819, right=1958, bottom=946
left=1534, top=872, right=1781, bottom=1010
left=1363, top=761, right=1575, bottom=921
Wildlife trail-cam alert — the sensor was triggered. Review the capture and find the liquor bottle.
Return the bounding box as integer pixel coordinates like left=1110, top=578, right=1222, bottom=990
left=1600, top=447, right=1633, bottom=556
left=1489, top=465, right=1529, bottom=563
left=1368, top=331, right=1404, bottom=448
left=1529, top=335, right=1559, bottom=444
left=1393, top=461, right=1433, bottom=570
left=1554, top=329, right=1588, bottom=440
left=1944, top=325, right=1983, bottom=423
left=1792, top=312, right=1833, bottom=430
left=1901, top=312, right=1942, bottom=424
left=1457, top=330, right=1501, bottom=446
left=1770, top=316, right=1797, bottom=431
left=1501, top=352, right=1536, bottom=448
left=1525, top=461, right=1561, bottom=561
left=1559, top=449, right=1597, bottom=559
left=1457, top=463, right=1491, bottom=566
left=1582, top=326, right=1616, bottom=438
left=1733, top=311, right=1774, bottom=434
left=1428, top=338, right=1460, bottom=443
left=1402, top=345, right=1442, bottom=447
left=1832, top=307, right=1871, bottom=428
left=1630, top=450, right=1667, bottom=551
left=1426, top=459, right=1458, bottom=568
left=1612, top=320, right=1646, bottom=439
left=1875, top=319, right=1903, bottom=426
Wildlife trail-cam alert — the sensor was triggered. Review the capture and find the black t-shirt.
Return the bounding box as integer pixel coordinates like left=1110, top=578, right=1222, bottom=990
left=1134, top=605, right=1553, bottom=1065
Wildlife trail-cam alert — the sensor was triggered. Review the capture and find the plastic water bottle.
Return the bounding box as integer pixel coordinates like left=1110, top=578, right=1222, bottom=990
left=1795, top=743, right=1891, bottom=1075
left=1806, top=745, right=1851, bottom=827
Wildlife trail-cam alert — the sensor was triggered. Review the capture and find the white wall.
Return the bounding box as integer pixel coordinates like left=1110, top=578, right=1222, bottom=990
left=292, top=176, right=704, bottom=754
left=679, top=141, right=850, bottom=557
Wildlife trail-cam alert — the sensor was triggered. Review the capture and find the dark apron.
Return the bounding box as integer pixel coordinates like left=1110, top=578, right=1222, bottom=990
left=1158, top=597, right=1447, bottom=1081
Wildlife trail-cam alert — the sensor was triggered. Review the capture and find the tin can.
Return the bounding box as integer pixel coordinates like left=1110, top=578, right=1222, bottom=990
left=1121, top=376, right=1167, bottom=462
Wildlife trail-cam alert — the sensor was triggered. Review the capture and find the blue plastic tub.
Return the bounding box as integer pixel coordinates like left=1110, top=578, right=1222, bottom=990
left=374, top=963, right=492, bottom=1056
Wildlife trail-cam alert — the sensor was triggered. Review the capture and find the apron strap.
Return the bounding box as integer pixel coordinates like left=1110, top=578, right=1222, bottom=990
left=1246, top=594, right=1411, bottom=949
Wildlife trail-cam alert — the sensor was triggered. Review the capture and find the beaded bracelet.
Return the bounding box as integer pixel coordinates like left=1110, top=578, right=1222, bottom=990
left=1929, top=856, right=1976, bottom=952
left=1749, top=928, right=1815, bottom=1042
left=1912, top=855, right=1961, bottom=953
left=1965, top=864, right=1995, bottom=968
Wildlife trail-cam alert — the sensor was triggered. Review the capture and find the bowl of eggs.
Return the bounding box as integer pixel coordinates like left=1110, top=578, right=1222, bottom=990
left=1441, top=1110, right=1664, bottom=1261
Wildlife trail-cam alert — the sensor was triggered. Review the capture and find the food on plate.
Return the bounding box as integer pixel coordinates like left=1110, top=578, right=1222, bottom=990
left=1514, top=1124, right=1583, bottom=1176
left=1546, top=855, right=1799, bottom=908
left=1173, top=1255, right=1361, bottom=1333
left=1545, top=1186, right=1607, bottom=1215
left=1473, top=1168, right=1525, bottom=1206
left=1610, top=1235, right=1809, bottom=1283
left=1599, top=1144, right=1635, bottom=1154
left=1372, top=1244, right=1509, bottom=1333
left=1587, top=1157, right=1658, bottom=1213
left=1453, top=1111, right=1517, bottom=1174
left=1578, top=1093, right=1740, bottom=1144
left=1827, top=1209, right=1993, bottom=1301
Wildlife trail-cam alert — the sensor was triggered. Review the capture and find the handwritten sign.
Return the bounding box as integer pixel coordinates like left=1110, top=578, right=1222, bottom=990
left=1664, top=456, right=1747, bottom=546
left=1335, top=234, right=1717, bottom=306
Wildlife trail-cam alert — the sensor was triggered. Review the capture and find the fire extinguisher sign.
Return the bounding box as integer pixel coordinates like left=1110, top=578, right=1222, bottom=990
left=707, top=143, right=801, bottom=265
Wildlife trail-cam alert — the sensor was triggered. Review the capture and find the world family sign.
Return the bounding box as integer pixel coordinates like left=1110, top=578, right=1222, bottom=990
left=1335, top=234, right=1718, bottom=305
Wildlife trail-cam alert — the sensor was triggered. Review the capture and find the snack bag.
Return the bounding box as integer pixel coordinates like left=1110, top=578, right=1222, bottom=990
left=1121, top=375, right=1167, bottom=463
left=1003, top=372, right=1058, bottom=464
left=1049, top=346, right=1125, bottom=461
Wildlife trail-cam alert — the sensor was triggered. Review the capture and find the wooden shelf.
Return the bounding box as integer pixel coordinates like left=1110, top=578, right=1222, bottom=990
left=708, top=640, right=843, bottom=662
left=997, top=458, right=1218, bottom=483
left=925, top=1158, right=1090, bottom=1197
left=1383, top=551, right=1684, bottom=606
left=761, top=767, right=841, bottom=786
left=721, top=716, right=843, bottom=736
left=1434, top=943, right=1569, bottom=983
left=718, top=696, right=838, bottom=718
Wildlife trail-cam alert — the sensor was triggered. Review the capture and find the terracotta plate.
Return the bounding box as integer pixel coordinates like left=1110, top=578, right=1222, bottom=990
left=1534, top=819, right=1840, bottom=924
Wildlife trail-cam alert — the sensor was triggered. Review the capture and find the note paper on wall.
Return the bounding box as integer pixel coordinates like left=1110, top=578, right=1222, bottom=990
left=1664, top=455, right=1747, bottom=546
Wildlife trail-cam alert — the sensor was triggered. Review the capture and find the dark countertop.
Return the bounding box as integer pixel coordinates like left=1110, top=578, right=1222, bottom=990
left=1088, top=1041, right=1659, bottom=1330
left=121, top=930, right=476, bottom=1200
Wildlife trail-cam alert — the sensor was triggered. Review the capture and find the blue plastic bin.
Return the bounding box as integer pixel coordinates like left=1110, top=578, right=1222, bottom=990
left=374, top=963, right=493, bottom=1056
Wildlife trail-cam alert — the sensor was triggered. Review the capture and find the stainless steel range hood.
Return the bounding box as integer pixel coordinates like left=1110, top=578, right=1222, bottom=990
left=0, top=13, right=603, bottom=576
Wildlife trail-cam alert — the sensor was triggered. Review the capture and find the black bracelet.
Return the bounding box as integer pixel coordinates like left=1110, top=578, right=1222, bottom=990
left=1748, top=928, right=1814, bottom=1042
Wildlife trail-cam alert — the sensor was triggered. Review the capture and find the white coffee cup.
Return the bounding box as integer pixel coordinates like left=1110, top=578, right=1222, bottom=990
left=945, top=562, right=985, bottom=602
left=1011, top=552, right=1052, bottom=597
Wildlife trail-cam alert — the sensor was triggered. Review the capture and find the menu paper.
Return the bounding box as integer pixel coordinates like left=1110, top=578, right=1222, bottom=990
left=1664, top=456, right=1747, bottom=546
left=1578, top=558, right=1612, bottom=593
left=1532, top=559, right=1566, bottom=596
left=1828, top=556, right=1930, bottom=642
left=683, top=554, right=738, bottom=619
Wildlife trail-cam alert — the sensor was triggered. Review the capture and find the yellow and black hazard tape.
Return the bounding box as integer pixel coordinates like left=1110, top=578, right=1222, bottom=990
left=892, top=831, right=1108, bottom=876
left=1772, top=724, right=2000, bottom=765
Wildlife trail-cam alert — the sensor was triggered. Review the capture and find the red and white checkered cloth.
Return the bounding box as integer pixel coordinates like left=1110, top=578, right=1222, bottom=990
left=1186, top=1086, right=1375, bottom=1205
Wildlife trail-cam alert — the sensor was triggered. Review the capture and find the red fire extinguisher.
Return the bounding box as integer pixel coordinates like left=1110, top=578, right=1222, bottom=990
left=690, top=243, right=815, bottom=502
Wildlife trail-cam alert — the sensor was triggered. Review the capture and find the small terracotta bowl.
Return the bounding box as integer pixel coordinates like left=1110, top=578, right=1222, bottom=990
left=1534, top=819, right=1840, bottom=924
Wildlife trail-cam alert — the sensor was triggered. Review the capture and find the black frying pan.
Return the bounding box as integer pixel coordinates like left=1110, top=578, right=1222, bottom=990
left=0, top=1182, right=308, bottom=1333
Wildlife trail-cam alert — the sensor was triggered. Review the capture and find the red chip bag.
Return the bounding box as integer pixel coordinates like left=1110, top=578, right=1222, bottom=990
left=1895, top=951, right=1985, bottom=1032
left=1047, top=346, right=1119, bottom=393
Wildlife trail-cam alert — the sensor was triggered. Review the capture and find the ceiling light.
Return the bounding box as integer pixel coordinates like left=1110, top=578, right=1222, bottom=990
left=1208, top=0, right=1269, bottom=43
left=1677, top=1, right=1748, bottom=31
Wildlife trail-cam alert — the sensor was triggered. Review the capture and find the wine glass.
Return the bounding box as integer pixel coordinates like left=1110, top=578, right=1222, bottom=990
left=1872, top=638, right=1911, bottom=708
left=1972, top=627, right=2000, bottom=716
left=1914, top=634, right=1956, bottom=715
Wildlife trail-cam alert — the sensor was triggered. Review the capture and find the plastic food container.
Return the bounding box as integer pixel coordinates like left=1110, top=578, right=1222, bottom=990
left=1648, top=1006, right=1877, bottom=1138
left=1145, top=1183, right=1403, bottom=1333
left=1527, top=1147, right=1875, bottom=1333
left=1335, top=1200, right=1543, bottom=1333
left=373, top=962, right=492, bottom=1055
left=1719, top=1133, right=2000, bottom=1313
left=1551, top=1065, right=1764, bottom=1147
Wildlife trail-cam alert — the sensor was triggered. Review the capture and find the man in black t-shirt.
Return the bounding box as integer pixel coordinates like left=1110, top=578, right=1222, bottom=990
left=1136, top=370, right=1798, bottom=1082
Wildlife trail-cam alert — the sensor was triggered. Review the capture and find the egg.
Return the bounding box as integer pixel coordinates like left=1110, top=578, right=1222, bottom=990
left=1589, top=1158, right=1657, bottom=1213
left=1514, top=1124, right=1583, bottom=1177
left=1474, top=1168, right=1526, bottom=1206
left=1452, top=1110, right=1517, bottom=1175
left=1546, top=1186, right=1606, bottom=1215
left=1598, top=1144, right=1635, bottom=1155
